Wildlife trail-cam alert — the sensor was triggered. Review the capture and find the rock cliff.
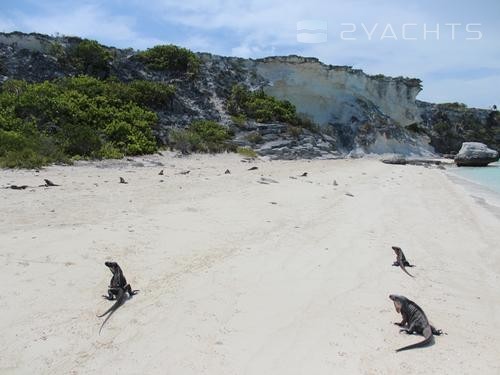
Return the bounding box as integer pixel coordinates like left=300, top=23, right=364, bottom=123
left=1, top=32, right=498, bottom=158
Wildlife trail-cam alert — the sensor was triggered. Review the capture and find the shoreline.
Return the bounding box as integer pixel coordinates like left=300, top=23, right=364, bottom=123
left=445, top=166, right=500, bottom=219
left=1, top=155, right=499, bottom=374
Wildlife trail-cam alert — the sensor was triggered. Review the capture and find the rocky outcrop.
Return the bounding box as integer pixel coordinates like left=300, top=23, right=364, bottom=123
left=231, top=122, right=340, bottom=160
left=417, top=101, right=500, bottom=154
left=0, top=31, right=497, bottom=159
left=454, top=142, right=499, bottom=167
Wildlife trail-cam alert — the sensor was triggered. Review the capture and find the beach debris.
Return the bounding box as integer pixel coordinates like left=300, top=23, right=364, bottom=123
left=391, top=246, right=414, bottom=278
left=248, top=166, right=258, bottom=171
left=289, top=176, right=297, bottom=180
left=43, top=179, right=59, bottom=187
left=269, top=201, right=278, bottom=205
left=389, top=295, right=443, bottom=352
left=382, top=155, right=407, bottom=165
left=179, top=170, right=190, bottom=175
left=258, top=177, right=279, bottom=184
left=158, top=169, right=164, bottom=175
left=224, top=169, right=231, bottom=174
left=119, top=177, right=128, bottom=184
left=6, top=185, right=29, bottom=190
left=345, top=192, right=354, bottom=197
left=333, top=180, right=338, bottom=186
left=97, top=261, right=138, bottom=334
left=300, top=172, right=308, bottom=177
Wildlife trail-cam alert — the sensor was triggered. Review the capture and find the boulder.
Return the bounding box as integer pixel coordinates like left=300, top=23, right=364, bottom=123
left=454, top=142, right=499, bottom=167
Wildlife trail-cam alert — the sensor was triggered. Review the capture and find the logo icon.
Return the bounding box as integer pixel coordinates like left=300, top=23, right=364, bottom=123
left=297, top=20, right=328, bottom=44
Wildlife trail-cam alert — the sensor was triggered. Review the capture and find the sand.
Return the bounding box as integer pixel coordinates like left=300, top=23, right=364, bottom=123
left=0, top=154, right=499, bottom=374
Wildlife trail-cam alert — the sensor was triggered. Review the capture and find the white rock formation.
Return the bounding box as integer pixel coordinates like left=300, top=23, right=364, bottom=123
left=255, top=56, right=422, bottom=127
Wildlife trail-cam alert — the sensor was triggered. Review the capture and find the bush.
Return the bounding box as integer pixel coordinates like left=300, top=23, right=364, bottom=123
left=231, top=114, right=247, bottom=128
left=245, top=131, right=263, bottom=144
left=288, top=126, right=302, bottom=138
left=68, top=40, right=112, bottom=78
left=169, top=120, right=233, bottom=154
left=237, top=146, right=257, bottom=158
left=227, top=85, right=315, bottom=128
left=128, top=80, right=175, bottom=109
left=137, top=45, right=200, bottom=76
left=0, top=76, right=161, bottom=168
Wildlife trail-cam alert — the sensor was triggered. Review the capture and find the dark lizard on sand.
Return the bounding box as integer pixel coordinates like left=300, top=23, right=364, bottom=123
left=44, top=179, right=59, bottom=187
left=392, top=246, right=414, bottom=278
left=97, top=261, right=138, bottom=334
left=389, top=294, right=443, bottom=352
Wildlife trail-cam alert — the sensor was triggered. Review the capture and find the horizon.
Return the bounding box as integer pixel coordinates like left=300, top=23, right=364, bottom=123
left=1, top=0, right=499, bottom=109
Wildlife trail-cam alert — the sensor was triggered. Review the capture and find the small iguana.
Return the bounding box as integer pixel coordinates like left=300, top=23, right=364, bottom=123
left=392, top=246, right=414, bottom=278
left=389, top=294, right=443, bottom=352
left=97, top=261, right=138, bottom=334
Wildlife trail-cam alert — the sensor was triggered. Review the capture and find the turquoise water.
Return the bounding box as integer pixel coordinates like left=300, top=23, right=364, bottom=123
left=451, top=162, right=500, bottom=194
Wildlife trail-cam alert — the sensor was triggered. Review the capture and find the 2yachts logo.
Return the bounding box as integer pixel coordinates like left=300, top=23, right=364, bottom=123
left=297, top=21, right=483, bottom=43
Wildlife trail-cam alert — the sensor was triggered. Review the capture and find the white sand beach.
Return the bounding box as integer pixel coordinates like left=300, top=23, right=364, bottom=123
left=0, top=154, right=499, bottom=374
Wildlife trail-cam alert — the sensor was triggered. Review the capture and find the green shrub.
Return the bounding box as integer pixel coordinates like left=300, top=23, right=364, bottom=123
left=237, top=146, right=257, bottom=158
left=68, top=40, right=112, bottom=77
left=48, top=41, right=67, bottom=62
left=288, top=126, right=302, bottom=138
left=137, top=45, right=200, bottom=76
left=169, top=129, right=202, bottom=154
left=227, top=85, right=315, bottom=128
left=245, top=131, right=263, bottom=144
left=231, top=114, right=247, bottom=128
left=0, top=76, right=161, bottom=168
left=128, top=80, right=175, bottom=109
left=169, top=120, right=233, bottom=154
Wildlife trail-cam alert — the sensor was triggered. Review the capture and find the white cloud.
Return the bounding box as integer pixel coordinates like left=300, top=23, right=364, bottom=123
left=2, top=0, right=498, bottom=107
left=3, top=3, right=166, bottom=49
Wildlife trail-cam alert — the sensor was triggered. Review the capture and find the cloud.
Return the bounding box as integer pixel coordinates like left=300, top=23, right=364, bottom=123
left=2, top=0, right=499, bottom=107
left=2, top=3, right=166, bottom=49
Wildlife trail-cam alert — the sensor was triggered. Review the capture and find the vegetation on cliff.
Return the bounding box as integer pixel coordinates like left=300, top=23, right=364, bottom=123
left=420, top=107, right=500, bottom=153
left=227, top=85, right=315, bottom=130
left=0, top=76, right=175, bottom=168
left=136, top=45, right=201, bottom=76
left=49, top=39, right=113, bottom=78
left=169, top=120, right=234, bottom=154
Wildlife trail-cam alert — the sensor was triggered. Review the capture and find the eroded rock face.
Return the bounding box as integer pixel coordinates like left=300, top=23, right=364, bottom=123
left=1, top=31, right=496, bottom=159
left=255, top=56, right=422, bottom=128
left=454, top=142, right=499, bottom=167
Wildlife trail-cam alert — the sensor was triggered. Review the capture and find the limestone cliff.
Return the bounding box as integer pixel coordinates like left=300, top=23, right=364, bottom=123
left=1, top=32, right=497, bottom=158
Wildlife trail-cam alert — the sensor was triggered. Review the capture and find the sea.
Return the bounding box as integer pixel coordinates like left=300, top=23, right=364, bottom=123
left=449, top=162, right=500, bottom=195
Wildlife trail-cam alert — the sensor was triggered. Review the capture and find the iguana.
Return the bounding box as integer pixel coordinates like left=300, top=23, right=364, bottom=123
left=392, top=246, right=414, bottom=278
left=97, top=261, right=138, bottom=334
left=389, top=294, right=443, bottom=352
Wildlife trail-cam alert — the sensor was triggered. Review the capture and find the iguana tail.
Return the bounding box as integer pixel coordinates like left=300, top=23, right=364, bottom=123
left=98, top=288, right=126, bottom=334
left=396, top=325, right=433, bottom=352
left=399, top=262, right=414, bottom=278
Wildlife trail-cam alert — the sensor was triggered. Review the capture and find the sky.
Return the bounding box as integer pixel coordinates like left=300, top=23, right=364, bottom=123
left=0, top=0, right=499, bottom=108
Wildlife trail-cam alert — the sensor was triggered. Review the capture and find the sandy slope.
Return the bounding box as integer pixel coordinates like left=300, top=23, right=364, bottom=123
left=0, top=154, right=499, bottom=375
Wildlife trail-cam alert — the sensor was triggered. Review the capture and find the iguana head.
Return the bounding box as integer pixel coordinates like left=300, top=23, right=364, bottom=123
left=389, top=294, right=408, bottom=313
left=391, top=246, right=401, bottom=255
left=104, top=261, right=120, bottom=274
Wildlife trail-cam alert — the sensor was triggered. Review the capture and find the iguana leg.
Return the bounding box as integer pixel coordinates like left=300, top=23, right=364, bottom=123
left=394, top=316, right=408, bottom=327
left=125, top=284, right=139, bottom=296
left=103, top=291, right=115, bottom=300
left=400, top=323, right=415, bottom=334
left=431, top=326, right=443, bottom=335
